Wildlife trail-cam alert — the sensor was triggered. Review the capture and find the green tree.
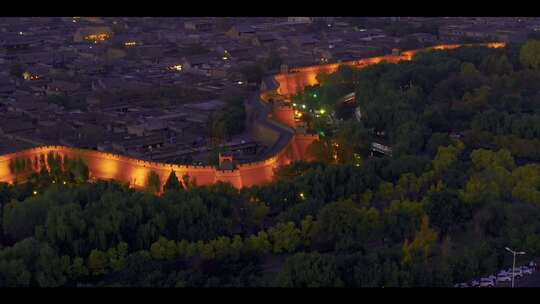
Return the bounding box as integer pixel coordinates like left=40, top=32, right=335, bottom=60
left=0, top=183, right=11, bottom=243
left=313, top=200, right=381, bottom=252
left=307, top=138, right=335, bottom=163
left=146, top=171, right=161, bottom=194
left=35, top=244, right=67, bottom=287
left=108, top=242, right=129, bottom=271
left=245, top=231, right=271, bottom=255
left=470, top=148, right=515, bottom=172
left=432, top=142, right=464, bottom=174
left=164, top=171, right=182, bottom=192
left=150, top=237, right=178, bottom=260
left=424, top=189, right=469, bottom=235
left=402, top=215, right=438, bottom=265
left=0, top=259, right=31, bottom=287
left=69, top=256, right=88, bottom=279
left=277, top=252, right=344, bottom=287
left=383, top=200, right=424, bottom=243
left=88, top=249, right=108, bottom=276
left=520, top=40, right=540, bottom=69
left=267, top=222, right=302, bottom=254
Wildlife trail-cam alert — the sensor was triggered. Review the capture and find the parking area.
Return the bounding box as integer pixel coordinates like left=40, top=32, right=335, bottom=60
left=455, top=261, right=539, bottom=288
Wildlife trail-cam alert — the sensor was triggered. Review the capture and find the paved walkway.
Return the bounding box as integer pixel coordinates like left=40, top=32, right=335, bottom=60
left=246, top=92, right=294, bottom=160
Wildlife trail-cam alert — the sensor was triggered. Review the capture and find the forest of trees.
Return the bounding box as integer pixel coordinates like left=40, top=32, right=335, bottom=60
left=296, top=41, right=540, bottom=162
left=2, top=41, right=540, bottom=287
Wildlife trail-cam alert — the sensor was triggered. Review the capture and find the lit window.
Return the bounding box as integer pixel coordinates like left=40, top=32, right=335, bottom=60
left=84, top=33, right=110, bottom=43
left=169, top=65, right=183, bottom=71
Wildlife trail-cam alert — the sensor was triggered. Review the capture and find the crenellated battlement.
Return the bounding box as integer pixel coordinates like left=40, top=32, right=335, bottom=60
left=274, top=42, right=506, bottom=96
left=0, top=42, right=505, bottom=190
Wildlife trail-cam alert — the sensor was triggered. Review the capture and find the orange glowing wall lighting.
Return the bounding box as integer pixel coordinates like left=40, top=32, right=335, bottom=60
left=0, top=43, right=505, bottom=191
left=0, top=134, right=317, bottom=190
left=273, top=42, right=506, bottom=97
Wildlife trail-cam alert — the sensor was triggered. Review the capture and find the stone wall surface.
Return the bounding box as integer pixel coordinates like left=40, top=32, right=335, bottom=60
left=0, top=43, right=505, bottom=189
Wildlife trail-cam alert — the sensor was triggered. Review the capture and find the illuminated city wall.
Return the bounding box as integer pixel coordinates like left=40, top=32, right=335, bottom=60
left=0, top=42, right=505, bottom=190
left=270, top=105, right=297, bottom=129
left=274, top=42, right=506, bottom=97
left=0, top=133, right=317, bottom=190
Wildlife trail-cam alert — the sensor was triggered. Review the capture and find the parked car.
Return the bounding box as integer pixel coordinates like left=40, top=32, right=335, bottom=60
left=470, top=280, right=480, bottom=287
left=479, top=278, right=495, bottom=287
left=497, top=274, right=512, bottom=283
left=487, top=275, right=497, bottom=281
left=521, top=266, right=533, bottom=275
left=513, top=269, right=523, bottom=278
left=504, top=268, right=522, bottom=278
left=454, top=283, right=468, bottom=288
left=498, top=270, right=510, bottom=277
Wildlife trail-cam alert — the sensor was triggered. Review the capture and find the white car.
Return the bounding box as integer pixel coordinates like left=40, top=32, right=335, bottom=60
left=521, top=266, right=533, bottom=275
left=498, top=271, right=510, bottom=277
left=504, top=269, right=522, bottom=278
left=470, top=280, right=480, bottom=287
left=479, top=278, right=495, bottom=287
left=497, top=274, right=512, bottom=283
left=513, top=269, right=523, bottom=278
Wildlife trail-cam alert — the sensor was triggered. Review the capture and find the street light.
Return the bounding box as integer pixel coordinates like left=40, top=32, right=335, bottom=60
left=505, top=247, right=526, bottom=288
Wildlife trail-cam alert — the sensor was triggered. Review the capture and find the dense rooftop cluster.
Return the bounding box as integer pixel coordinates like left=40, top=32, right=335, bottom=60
left=1, top=17, right=538, bottom=166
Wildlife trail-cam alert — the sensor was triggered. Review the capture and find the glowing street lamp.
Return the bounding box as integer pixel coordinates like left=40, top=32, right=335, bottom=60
left=505, top=247, right=526, bottom=288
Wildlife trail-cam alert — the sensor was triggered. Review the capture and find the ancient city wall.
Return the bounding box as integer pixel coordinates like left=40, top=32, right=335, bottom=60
left=274, top=42, right=506, bottom=97
left=0, top=132, right=316, bottom=190
left=0, top=42, right=504, bottom=190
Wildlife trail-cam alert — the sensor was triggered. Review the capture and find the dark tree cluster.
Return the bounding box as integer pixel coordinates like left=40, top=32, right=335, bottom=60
left=3, top=41, right=540, bottom=287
